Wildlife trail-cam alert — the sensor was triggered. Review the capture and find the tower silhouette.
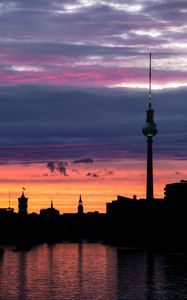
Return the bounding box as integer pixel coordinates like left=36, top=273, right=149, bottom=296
left=18, top=189, right=28, bottom=215
left=142, top=53, right=158, bottom=199
left=78, top=194, right=84, bottom=214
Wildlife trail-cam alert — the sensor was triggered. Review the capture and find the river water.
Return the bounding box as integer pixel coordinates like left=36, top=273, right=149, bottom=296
left=0, top=243, right=187, bottom=300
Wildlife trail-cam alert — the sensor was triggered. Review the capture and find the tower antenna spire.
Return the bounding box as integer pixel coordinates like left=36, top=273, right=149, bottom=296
left=149, top=52, right=152, bottom=106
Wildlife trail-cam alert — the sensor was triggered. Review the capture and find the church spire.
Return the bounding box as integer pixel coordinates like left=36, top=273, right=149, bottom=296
left=78, top=194, right=84, bottom=214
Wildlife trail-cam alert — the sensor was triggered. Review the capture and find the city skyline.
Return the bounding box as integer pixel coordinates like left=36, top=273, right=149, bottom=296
left=0, top=0, right=187, bottom=213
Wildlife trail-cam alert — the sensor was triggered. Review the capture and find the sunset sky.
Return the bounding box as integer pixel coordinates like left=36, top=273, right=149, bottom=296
left=0, top=0, right=187, bottom=213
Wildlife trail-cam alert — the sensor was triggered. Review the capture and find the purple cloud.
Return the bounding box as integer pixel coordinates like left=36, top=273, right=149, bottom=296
left=0, top=0, right=186, bottom=88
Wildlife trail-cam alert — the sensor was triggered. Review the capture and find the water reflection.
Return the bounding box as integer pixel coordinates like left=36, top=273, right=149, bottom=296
left=0, top=244, right=187, bottom=299
left=117, top=249, right=147, bottom=299
left=117, top=248, right=187, bottom=300
left=17, top=252, right=28, bottom=300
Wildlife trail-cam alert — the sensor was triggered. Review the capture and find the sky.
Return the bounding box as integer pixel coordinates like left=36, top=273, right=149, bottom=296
left=0, top=0, right=187, bottom=213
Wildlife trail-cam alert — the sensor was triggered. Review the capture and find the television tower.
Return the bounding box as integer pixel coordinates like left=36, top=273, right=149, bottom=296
left=142, top=53, right=158, bottom=199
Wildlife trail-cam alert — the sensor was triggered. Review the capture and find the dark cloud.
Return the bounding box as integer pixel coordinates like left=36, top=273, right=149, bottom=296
left=0, top=41, right=143, bottom=57
left=56, top=161, right=68, bottom=176
left=47, top=161, right=55, bottom=173
left=86, top=169, right=113, bottom=178
left=0, top=85, right=187, bottom=163
left=46, top=160, right=68, bottom=176
left=0, top=85, right=146, bottom=144
left=73, top=158, right=93, bottom=164
left=86, top=172, right=99, bottom=178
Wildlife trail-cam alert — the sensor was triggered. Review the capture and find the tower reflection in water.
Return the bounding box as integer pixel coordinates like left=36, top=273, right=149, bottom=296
left=117, top=248, right=187, bottom=300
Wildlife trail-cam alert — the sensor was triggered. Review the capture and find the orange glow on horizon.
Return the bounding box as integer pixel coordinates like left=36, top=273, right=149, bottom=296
left=0, top=158, right=186, bottom=214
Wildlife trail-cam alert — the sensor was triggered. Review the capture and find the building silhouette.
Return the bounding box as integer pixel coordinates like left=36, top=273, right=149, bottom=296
left=164, top=180, right=187, bottom=206
left=18, top=189, right=28, bottom=215
left=142, top=53, right=158, bottom=199
left=40, top=200, right=60, bottom=217
left=0, top=207, right=14, bottom=215
left=77, top=194, right=84, bottom=214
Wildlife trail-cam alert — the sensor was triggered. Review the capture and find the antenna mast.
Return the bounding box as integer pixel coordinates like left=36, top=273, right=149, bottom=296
left=9, top=189, right=10, bottom=207
left=149, top=52, right=152, bottom=106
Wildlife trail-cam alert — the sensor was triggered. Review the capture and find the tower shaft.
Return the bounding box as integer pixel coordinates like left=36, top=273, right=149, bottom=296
left=146, top=136, right=153, bottom=199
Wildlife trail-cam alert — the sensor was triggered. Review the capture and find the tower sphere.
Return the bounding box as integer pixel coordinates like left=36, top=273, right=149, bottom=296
left=142, top=121, right=158, bottom=137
